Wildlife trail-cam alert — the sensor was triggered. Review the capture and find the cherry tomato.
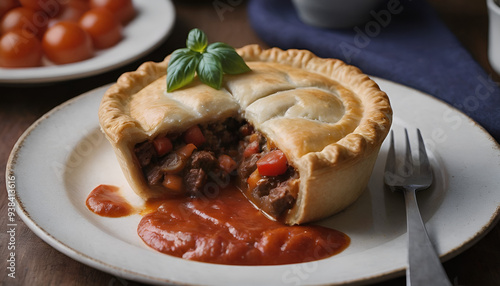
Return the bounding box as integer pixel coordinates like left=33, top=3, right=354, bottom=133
left=19, top=0, right=60, bottom=16
left=0, top=0, right=20, bottom=20
left=0, top=30, right=43, bottom=68
left=0, top=7, right=48, bottom=38
left=256, top=150, right=288, bottom=176
left=90, top=0, right=134, bottom=24
left=42, top=21, right=93, bottom=64
left=183, top=125, right=206, bottom=147
left=49, top=0, right=90, bottom=25
left=79, top=8, right=121, bottom=49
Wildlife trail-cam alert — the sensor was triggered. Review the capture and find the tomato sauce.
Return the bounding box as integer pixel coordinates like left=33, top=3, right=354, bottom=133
left=86, top=184, right=350, bottom=265
left=137, top=186, right=350, bottom=265
left=86, top=184, right=134, bottom=217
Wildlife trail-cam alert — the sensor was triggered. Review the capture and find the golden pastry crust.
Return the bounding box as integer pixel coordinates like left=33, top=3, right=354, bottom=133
left=98, top=45, right=392, bottom=225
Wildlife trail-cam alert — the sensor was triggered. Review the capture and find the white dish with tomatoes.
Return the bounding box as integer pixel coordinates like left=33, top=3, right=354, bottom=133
left=0, top=0, right=175, bottom=84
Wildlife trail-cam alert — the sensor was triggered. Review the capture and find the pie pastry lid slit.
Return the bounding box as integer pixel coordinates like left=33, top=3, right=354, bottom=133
left=98, top=44, right=392, bottom=224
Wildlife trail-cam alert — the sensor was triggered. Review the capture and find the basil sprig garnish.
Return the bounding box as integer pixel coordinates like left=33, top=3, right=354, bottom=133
left=167, top=28, right=251, bottom=92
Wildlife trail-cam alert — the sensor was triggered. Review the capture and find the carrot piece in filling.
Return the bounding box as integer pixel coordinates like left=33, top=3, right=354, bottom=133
left=162, top=174, right=184, bottom=193
left=177, top=143, right=197, bottom=159
left=247, top=169, right=262, bottom=190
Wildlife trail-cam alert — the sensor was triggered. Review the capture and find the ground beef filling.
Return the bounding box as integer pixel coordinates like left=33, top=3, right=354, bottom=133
left=133, top=118, right=297, bottom=218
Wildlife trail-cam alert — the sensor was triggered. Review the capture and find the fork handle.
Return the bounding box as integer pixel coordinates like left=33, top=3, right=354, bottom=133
left=404, top=189, right=452, bottom=286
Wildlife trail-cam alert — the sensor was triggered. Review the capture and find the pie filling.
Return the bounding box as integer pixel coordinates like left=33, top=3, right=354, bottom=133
left=133, top=118, right=299, bottom=219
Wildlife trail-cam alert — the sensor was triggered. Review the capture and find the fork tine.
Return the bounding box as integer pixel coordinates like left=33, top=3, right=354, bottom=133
left=386, top=130, right=395, bottom=172
left=384, top=130, right=399, bottom=190
left=403, top=128, right=413, bottom=177
left=417, top=128, right=433, bottom=182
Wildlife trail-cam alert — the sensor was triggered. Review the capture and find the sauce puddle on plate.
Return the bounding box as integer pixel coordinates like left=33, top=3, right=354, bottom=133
left=86, top=185, right=135, bottom=217
left=86, top=184, right=350, bottom=265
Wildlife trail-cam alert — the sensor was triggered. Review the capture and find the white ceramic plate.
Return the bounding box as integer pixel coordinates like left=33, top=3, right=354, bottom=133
left=0, top=0, right=175, bottom=84
left=7, top=78, right=500, bottom=285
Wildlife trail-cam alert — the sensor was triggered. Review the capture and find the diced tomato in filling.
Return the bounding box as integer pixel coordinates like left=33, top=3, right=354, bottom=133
left=183, top=125, right=206, bottom=147
left=256, top=150, right=288, bottom=176
left=153, top=136, right=173, bottom=156
left=133, top=119, right=298, bottom=217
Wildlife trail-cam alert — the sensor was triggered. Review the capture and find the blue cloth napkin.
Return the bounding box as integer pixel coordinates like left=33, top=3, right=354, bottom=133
left=248, top=0, right=500, bottom=142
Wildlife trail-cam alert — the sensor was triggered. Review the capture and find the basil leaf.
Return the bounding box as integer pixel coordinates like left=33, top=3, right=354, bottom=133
left=207, top=42, right=251, bottom=74
left=186, top=28, right=208, bottom=53
left=166, top=28, right=251, bottom=92
left=197, top=52, right=223, bottom=90
left=167, top=48, right=201, bottom=92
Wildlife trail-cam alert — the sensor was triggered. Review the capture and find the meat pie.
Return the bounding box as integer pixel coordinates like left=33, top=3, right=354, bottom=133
left=98, top=45, right=392, bottom=225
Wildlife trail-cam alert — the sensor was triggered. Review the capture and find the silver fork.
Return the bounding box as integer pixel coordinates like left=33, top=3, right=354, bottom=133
left=384, top=129, right=451, bottom=286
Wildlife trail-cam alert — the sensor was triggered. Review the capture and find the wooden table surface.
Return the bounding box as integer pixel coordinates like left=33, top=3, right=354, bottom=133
left=1, top=0, right=499, bottom=285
